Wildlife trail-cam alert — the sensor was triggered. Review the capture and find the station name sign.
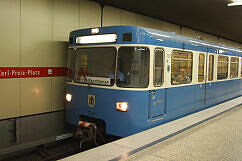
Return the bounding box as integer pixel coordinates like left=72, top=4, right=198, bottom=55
left=0, top=67, right=66, bottom=79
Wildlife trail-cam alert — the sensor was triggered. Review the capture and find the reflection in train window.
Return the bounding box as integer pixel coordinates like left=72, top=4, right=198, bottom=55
left=171, top=50, right=192, bottom=85
left=208, top=55, right=214, bottom=81
left=74, top=47, right=116, bottom=86
left=198, top=53, right=205, bottom=82
left=217, top=56, right=228, bottom=80
left=230, top=57, right=239, bottom=78
left=117, top=47, right=150, bottom=88
left=67, top=48, right=75, bottom=82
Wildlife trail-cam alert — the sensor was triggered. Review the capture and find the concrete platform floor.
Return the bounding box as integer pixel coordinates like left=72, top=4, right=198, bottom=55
left=121, top=105, right=242, bottom=161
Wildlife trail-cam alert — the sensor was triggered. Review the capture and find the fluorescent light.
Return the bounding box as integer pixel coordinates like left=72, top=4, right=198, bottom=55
left=151, top=32, right=171, bottom=38
left=219, top=49, right=225, bottom=54
left=76, top=34, right=117, bottom=44
left=91, top=28, right=99, bottom=34
left=228, top=0, right=242, bottom=6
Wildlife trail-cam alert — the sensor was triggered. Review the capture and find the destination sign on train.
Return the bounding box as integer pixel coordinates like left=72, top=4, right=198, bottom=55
left=79, top=76, right=111, bottom=85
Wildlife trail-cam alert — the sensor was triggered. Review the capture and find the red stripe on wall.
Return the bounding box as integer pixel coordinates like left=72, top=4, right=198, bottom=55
left=0, top=67, right=67, bottom=79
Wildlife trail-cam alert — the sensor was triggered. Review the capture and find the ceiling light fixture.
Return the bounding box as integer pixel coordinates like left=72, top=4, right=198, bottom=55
left=228, top=0, right=242, bottom=6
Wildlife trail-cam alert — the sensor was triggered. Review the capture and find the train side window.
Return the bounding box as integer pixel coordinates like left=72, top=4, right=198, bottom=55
left=154, top=49, right=164, bottom=86
left=171, top=50, right=192, bottom=85
left=230, top=57, right=239, bottom=78
left=208, top=55, right=214, bottom=81
left=198, top=53, right=205, bottom=82
left=217, top=55, right=228, bottom=80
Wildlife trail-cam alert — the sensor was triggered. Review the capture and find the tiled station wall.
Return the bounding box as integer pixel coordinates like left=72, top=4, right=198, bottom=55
left=0, top=1, right=241, bottom=120
left=0, top=0, right=101, bottom=120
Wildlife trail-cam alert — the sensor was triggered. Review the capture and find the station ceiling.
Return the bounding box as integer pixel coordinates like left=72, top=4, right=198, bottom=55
left=92, top=0, right=242, bottom=44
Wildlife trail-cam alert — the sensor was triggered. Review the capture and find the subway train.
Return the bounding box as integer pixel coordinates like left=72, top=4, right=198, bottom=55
left=65, top=26, right=242, bottom=139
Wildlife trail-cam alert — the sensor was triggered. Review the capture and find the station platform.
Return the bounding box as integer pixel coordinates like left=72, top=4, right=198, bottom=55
left=60, top=96, right=242, bottom=161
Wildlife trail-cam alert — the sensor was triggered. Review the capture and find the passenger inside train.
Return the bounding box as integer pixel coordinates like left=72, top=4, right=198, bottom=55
left=108, top=64, right=125, bottom=82
left=173, top=69, right=191, bottom=84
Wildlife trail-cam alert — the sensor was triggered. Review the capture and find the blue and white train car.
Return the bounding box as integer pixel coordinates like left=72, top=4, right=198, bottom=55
left=65, top=26, right=242, bottom=137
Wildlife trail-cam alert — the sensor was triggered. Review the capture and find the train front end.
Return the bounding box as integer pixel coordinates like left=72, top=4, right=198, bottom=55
left=65, top=26, right=151, bottom=137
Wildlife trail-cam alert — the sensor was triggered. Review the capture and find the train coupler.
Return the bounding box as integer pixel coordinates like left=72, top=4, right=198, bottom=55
left=75, top=121, right=106, bottom=149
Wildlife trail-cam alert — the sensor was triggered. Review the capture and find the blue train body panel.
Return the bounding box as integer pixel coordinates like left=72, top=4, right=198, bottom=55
left=166, top=85, right=196, bottom=116
left=66, top=84, right=152, bottom=136
left=149, top=89, right=166, bottom=118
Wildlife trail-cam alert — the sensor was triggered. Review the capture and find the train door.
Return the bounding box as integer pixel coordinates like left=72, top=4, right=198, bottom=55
left=197, top=52, right=207, bottom=108
left=149, top=48, right=166, bottom=119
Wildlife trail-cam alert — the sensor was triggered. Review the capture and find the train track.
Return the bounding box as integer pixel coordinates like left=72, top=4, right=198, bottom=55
left=1, top=135, right=119, bottom=161
left=1, top=138, right=80, bottom=161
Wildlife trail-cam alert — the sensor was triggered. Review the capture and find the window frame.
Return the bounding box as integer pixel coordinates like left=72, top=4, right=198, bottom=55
left=66, top=48, right=76, bottom=82
left=217, top=55, right=229, bottom=80
left=73, top=46, right=117, bottom=86
left=198, top=53, right=205, bottom=82
left=171, top=50, right=193, bottom=86
left=230, top=57, right=239, bottom=79
left=116, top=46, right=150, bottom=88
left=208, top=54, right=214, bottom=81
left=153, top=48, right=164, bottom=87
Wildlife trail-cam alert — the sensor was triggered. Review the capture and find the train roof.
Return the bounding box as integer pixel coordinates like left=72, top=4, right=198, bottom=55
left=69, top=26, right=242, bottom=57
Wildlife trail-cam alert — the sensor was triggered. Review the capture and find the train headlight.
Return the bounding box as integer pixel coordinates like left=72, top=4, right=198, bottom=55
left=66, top=94, right=72, bottom=102
left=116, top=102, right=128, bottom=112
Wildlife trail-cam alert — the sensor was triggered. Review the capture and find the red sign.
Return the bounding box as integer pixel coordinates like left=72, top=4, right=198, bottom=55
left=0, top=67, right=67, bottom=79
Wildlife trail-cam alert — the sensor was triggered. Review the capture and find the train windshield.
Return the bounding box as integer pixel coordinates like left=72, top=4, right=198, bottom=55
left=117, top=47, right=150, bottom=88
left=74, top=47, right=116, bottom=86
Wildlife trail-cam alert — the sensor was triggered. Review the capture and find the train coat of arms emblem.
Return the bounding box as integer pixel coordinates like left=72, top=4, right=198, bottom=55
left=88, top=95, right=95, bottom=107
